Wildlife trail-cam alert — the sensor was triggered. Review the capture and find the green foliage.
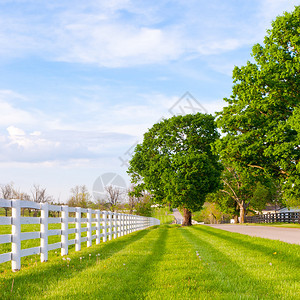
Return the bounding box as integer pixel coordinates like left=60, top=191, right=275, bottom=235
left=67, top=185, right=91, bottom=208
left=192, top=203, right=230, bottom=224
left=128, top=113, right=222, bottom=213
left=134, top=194, right=153, bottom=217
left=217, top=6, right=300, bottom=207
left=251, top=182, right=273, bottom=212
left=151, top=206, right=174, bottom=224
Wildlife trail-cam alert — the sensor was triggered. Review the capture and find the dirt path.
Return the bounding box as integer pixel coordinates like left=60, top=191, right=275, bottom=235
left=205, top=224, right=300, bottom=245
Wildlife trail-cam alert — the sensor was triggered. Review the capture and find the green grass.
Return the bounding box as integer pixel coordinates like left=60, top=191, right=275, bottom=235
left=152, top=207, right=174, bottom=224
left=242, top=223, right=300, bottom=228
left=0, top=225, right=299, bottom=299
left=0, top=223, right=91, bottom=271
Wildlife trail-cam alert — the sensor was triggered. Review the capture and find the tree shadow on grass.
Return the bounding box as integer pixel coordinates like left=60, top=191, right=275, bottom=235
left=58, top=226, right=169, bottom=299
left=0, top=228, right=152, bottom=299
left=193, top=226, right=300, bottom=267
left=179, top=227, right=291, bottom=299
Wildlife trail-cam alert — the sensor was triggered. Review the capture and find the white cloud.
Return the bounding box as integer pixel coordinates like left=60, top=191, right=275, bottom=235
left=7, top=126, right=26, bottom=136
left=55, top=23, right=183, bottom=67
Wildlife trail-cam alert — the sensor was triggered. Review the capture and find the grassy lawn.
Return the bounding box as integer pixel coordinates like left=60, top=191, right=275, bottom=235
left=0, top=224, right=299, bottom=299
left=242, top=223, right=300, bottom=229
left=152, top=207, right=174, bottom=224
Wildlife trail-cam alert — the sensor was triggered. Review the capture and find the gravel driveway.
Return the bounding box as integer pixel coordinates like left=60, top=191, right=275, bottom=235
left=205, top=224, right=300, bottom=245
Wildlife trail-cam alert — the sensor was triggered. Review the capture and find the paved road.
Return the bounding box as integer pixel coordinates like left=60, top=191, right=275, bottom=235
left=172, top=208, right=184, bottom=224
left=205, top=224, right=300, bottom=245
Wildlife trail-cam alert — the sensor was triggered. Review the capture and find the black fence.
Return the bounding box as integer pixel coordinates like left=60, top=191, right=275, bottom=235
left=245, top=212, right=300, bottom=224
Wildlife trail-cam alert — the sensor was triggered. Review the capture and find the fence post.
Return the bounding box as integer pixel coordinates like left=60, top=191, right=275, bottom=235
left=40, top=202, right=49, bottom=262
left=96, top=210, right=101, bottom=245
left=75, top=207, right=81, bottom=251
left=103, top=211, right=107, bottom=242
left=87, top=208, right=92, bottom=247
left=124, top=214, right=127, bottom=235
left=11, top=199, right=21, bottom=271
left=118, top=213, right=122, bottom=238
left=108, top=212, right=112, bottom=241
left=114, top=212, right=117, bottom=239
left=128, top=215, right=130, bottom=233
left=134, top=215, right=136, bottom=232
left=121, top=214, right=124, bottom=236
left=61, top=205, right=68, bottom=256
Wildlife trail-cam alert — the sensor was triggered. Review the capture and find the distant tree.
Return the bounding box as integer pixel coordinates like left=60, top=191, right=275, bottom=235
left=88, top=198, right=110, bottom=211
left=134, top=193, right=153, bottom=217
left=13, top=188, right=31, bottom=216
left=127, top=185, right=138, bottom=214
left=206, top=191, right=239, bottom=223
left=192, top=203, right=228, bottom=224
left=127, top=185, right=153, bottom=216
left=105, top=185, right=124, bottom=212
left=128, top=113, right=222, bottom=226
left=67, top=185, right=91, bottom=208
left=0, top=182, right=15, bottom=216
left=31, top=184, right=53, bottom=203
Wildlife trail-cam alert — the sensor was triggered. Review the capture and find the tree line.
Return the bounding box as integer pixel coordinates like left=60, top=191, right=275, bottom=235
left=1, top=7, right=299, bottom=225
left=127, top=6, right=300, bottom=225
left=0, top=182, right=152, bottom=217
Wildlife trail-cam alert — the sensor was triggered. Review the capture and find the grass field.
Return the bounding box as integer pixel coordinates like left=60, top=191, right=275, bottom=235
left=0, top=224, right=299, bottom=299
left=152, top=207, right=174, bottom=224
left=242, top=223, right=300, bottom=228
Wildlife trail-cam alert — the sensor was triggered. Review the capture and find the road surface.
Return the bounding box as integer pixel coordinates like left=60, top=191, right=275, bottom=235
left=172, top=208, right=184, bottom=224
left=205, top=224, right=300, bottom=245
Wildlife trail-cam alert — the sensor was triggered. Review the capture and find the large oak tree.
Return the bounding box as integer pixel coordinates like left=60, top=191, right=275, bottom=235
left=217, top=6, right=300, bottom=206
left=127, top=113, right=222, bottom=225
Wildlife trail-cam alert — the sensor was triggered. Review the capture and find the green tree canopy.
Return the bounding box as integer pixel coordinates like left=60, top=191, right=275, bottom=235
left=217, top=6, right=300, bottom=206
left=127, top=113, right=222, bottom=225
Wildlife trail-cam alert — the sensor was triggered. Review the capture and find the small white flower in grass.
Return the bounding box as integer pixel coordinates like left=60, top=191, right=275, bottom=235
left=123, top=264, right=126, bottom=266
left=62, top=258, right=66, bottom=261
left=269, top=262, right=272, bottom=266
left=89, top=254, right=91, bottom=257
left=67, top=258, right=71, bottom=261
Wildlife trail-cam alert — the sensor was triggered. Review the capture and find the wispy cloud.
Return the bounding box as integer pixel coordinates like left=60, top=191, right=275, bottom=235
left=0, top=126, right=134, bottom=163
left=2, top=1, right=296, bottom=67
left=0, top=91, right=33, bottom=126
left=0, top=89, right=179, bottom=164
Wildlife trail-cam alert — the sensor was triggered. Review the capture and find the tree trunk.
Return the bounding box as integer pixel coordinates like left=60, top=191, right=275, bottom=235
left=239, top=205, right=245, bottom=223
left=182, top=208, right=192, bottom=226
left=234, top=215, right=238, bottom=223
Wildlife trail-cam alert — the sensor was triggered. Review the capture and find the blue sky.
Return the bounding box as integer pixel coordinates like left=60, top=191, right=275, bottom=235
left=0, top=0, right=299, bottom=202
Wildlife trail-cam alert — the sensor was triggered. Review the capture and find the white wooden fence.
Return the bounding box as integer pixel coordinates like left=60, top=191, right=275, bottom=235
left=0, top=199, right=160, bottom=271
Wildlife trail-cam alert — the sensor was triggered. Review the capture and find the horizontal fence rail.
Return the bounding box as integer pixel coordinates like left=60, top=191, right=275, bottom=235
left=245, top=212, right=300, bottom=224
left=0, top=199, right=160, bottom=271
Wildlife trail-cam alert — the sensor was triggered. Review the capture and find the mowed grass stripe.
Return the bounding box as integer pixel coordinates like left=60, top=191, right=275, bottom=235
left=0, top=227, right=152, bottom=299
left=0, top=225, right=299, bottom=299
left=42, top=225, right=168, bottom=299
left=181, top=226, right=300, bottom=299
